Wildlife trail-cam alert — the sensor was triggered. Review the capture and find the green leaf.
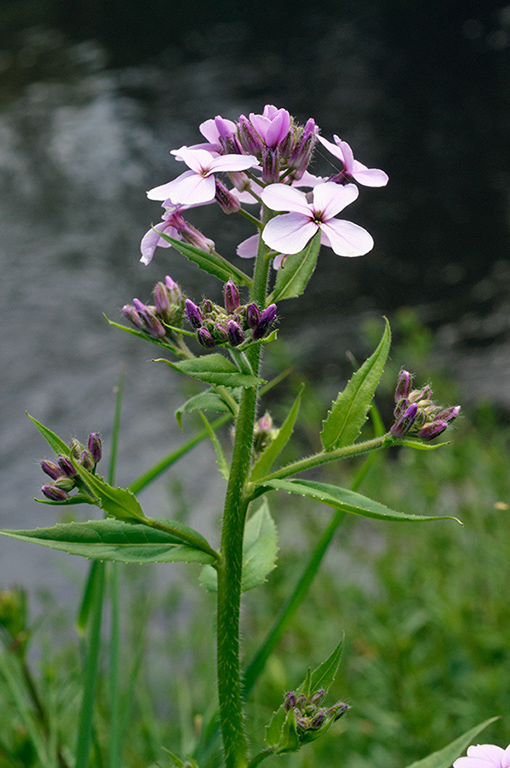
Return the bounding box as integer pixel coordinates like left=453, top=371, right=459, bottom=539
left=321, top=318, right=391, bottom=451
left=156, top=354, right=265, bottom=388
left=70, top=463, right=147, bottom=524
left=405, top=716, right=500, bottom=768
left=392, top=438, right=451, bottom=451
left=157, top=233, right=252, bottom=287
left=251, top=385, right=304, bottom=482
left=309, top=640, right=343, bottom=695
left=175, top=389, right=240, bottom=429
left=0, top=519, right=217, bottom=565
left=200, top=500, right=278, bottom=592
left=103, top=316, right=181, bottom=352
left=271, top=231, right=321, bottom=302
left=26, top=413, right=71, bottom=456
left=258, top=478, right=463, bottom=524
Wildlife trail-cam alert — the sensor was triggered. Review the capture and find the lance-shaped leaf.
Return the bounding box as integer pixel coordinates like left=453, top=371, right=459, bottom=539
left=156, top=354, right=265, bottom=388
left=175, top=388, right=240, bottom=430
left=405, top=716, right=500, bottom=768
left=0, top=519, right=217, bottom=565
left=258, top=479, right=462, bottom=524
left=321, top=318, right=391, bottom=451
left=157, top=233, right=252, bottom=287
left=250, top=385, right=304, bottom=482
left=270, top=231, right=321, bottom=302
left=27, top=413, right=71, bottom=456
left=200, top=500, right=278, bottom=592
left=70, top=462, right=147, bottom=524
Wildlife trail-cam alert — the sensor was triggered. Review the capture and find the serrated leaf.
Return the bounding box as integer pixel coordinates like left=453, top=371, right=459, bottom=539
left=271, top=231, right=321, bottom=302
left=156, top=354, right=265, bottom=388
left=70, top=463, right=146, bottom=524
left=251, top=385, right=304, bottom=482
left=405, top=716, right=500, bottom=768
left=157, top=233, right=252, bottom=287
left=103, top=315, right=181, bottom=352
left=258, top=478, right=463, bottom=524
left=321, top=318, right=391, bottom=451
left=175, top=389, right=240, bottom=429
left=0, top=519, right=217, bottom=565
left=26, top=413, right=71, bottom=456
left=199, top=501, right=278, bottom=592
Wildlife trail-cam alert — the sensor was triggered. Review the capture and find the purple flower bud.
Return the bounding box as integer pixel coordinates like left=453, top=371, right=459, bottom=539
left=418, top=420, right=448, bottom=441
left=133, top=299, right=166, bottom=339
left=58, top=456, right=77, bottom=478
left=262, top=148, right=279, bottom=184
left=185, top=299, right=203, bottom=329
left=212, top=323, right=229, bottom=343
left=310, top=712, right=325, bottom=729
left=284, top=692, right=296, bottom=712
left=40, top=460, right=62, bottom=480
left=70, top=439, right=85, bottom=460
left=197, top=328, right=215, bottom=348
left=181, top=223, right=216, bottom=253
left=87, top=433, right=102, bottom=463
left=122, top=304, right=145, bottom=331
left=201, top=299, right=214, bottom=314
left=288, top=118, right=317, bottom=171
left=238, top=115, right=264, bottom=155
left=154, top=282, right=173, bottom=322
left=296, top=717, right=310, bottom=731
left=227, top=319, right=245, bottom=346
left=246, top=303, right=261, bottom=329
left=295, top=693, right=307, bottom=709
left=41, top=484, right=69, bottom=501
left=80, top=450, right=94, bottom=471
left=224, top=281, right=241, bottom=313
left=215, top=180, right=241, bottom=214
left=435, top=405, right=461, bottom=423
left=310, top=689, right=326, bottom=706
left=390, top=402, right=419, bottom=438
left=328, top=702, right=349, bottom=721
left=410, top=384, right=432, bottom=404
left=395, top=370, right=413, bottom=402
left=253, top=304, right=277, bottom=340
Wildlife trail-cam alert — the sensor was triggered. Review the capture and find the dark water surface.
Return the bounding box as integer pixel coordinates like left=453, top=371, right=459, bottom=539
left=1, top=3, right=509, bottom=597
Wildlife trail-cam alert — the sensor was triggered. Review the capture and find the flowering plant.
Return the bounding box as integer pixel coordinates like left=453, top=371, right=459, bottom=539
left=1, top=104, right=495, bottom=768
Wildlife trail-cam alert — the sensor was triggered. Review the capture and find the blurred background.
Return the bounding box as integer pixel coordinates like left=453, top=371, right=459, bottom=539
left=1, top=0, right=510, bottom=765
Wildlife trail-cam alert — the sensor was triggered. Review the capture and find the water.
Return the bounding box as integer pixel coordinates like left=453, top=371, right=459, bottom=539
left=1, top=10, right=509, bottom=602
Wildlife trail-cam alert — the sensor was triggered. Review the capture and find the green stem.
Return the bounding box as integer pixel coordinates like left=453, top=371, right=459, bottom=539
left=107, top=565, right=122, bottom=768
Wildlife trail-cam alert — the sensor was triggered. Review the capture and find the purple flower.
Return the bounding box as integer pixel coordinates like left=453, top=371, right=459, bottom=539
left=318, top=134, right=389, bottom=187
left=261, top=182, right=374, bottom=257
left=453, top=744, right=510, bottom=768
left=146, top=147, right=259, bottom=207
left=247, top=105, right=292, bottom=149
left=140, top=203, right=215, bottom=266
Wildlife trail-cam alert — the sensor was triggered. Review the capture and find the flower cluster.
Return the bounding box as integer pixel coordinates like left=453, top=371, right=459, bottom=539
left=40, top=433, right=102, bottom=501
left=184, top=280, right=277, bottom=349
left=391, top=370, right=461, bottom=441
left=253, top=412, right=280, bottom=459
left=122, top=276, right=185, bottom=341
left=142, top=104, right=388, bottom=267
left=284, top=688, right=348, bottom=734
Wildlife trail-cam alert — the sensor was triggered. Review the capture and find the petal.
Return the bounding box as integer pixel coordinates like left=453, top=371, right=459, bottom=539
left=249, top=114, right=270, bottom=140
left=209, top=154, right=259, bottom=173
left=321, top=218, right=374, bottom=257
left=163, top=172, right=216, bottom=206
left=265, top=109, right=291, bottom=147
left=293, top=170, right=326, bottom=188
left=352, top=160, right=389, bottom=187
left=147, top=171, right=196, bottom=201
left=261, top=184, right=311, bottom=215
left=272, top=253, right=287, bottom=269
left=312, top=182, right=359, bottom=219
left=262, top=213, right=318, bottom=254
left=454, top=758, right=496, bottom=768
left=171, top=147, right=215, bottom=173
left=317, top=134, right=345, bottom=163
left=199, top=117, right=236, bottom=143
left=236, top=234, right=259, bottom=259
left=468, top=746, right=506, bottom=764
left=140, top=223, right=173, bottom=266
left=333, top=137, right=355, bottom=172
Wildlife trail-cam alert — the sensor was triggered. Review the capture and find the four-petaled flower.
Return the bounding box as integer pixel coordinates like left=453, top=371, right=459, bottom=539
left=147, top=147, right=259, bottom=206
left=454, top=744, right=510, bottom=768
left=318, top=134, right=389, bottom=187
left=260, top=181, right=374, bottom=257
left=246, top=105, right=292, bottom=148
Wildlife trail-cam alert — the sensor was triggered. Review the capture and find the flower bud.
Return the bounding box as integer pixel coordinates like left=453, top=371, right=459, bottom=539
left=295, top=694, right=307, bottom=709
left=390, top=402, right=418, bottom=438
left=246, top=303, right=261, bottom=329
left=197, top=328, right=215, bottom=348
left=418, top=420, right=448, bottom=441
left=132, top=299, right=166, bottom=339
left=409, top=384, right=432, bottom=403
left=284, top=692, right=296, bottom=712
left=288, top=118, right=317, bottom=172
left=328, top=702, right=349, bottom=721
left=309, top=689, right=326, bottom=706
left=262, top=148, right=279, bottom=184
left=395, top=370, right=413, bottom=402
left=53, top=476, right=76, bottom=491
left=154, top=282, right=173, bottom=323
left=70, top=439, right=85, bottom=460
left=227, top=319, right=245, bottom=346
left=224, top=281, right=241, bottom=313
left=215, top=180, right=241, bottom=214
left=212, top=323, right=229, bottom=344
left=435, top=405, right=461, bottom=423
left=185, top=299, right=203, bottom=329
left=40, top=460, right=62, bottom=480
left=252, top=303, right=277, bottom=339
left=296, top=717, right=310, bottom=731
left=41, top=484, right=69, bottom=501
left=58, top=456, right=77, bottom=478
left=238, top=115, right=264, bottom=155
left=310, top=712, right=325, bottom=729
left=80, top=450, right=95, bottom=471
left=88, top=433, right=102, bottom=463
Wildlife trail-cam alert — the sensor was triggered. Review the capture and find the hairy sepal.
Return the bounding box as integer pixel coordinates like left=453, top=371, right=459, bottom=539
left=320, top=318, right=391, bottom=451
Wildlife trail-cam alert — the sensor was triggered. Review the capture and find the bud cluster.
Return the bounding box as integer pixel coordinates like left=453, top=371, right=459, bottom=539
left=253, top=412, right=280, bottom=459
left=184, top=280, right=278, bottom=349
left=391, top=370, right=461, bottom=441
left=284, top=688, right=348, bottom=734
left=122, top=276, right=185, bottom=341
left=40, top=433, right=102, bottom=501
